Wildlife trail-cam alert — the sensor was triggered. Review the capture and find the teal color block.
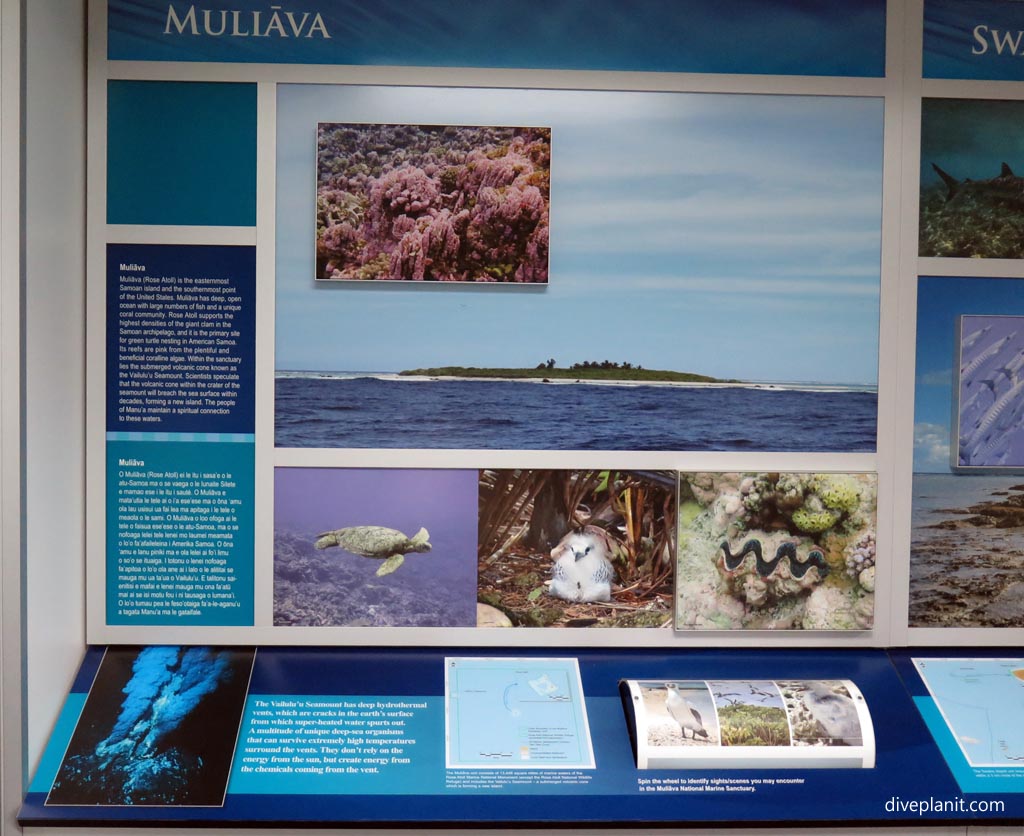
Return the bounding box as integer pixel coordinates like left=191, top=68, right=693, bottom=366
left=107, top=81, right=256, bottom=226
left=29, top=693, right=87, bottom=793
left=228, top=696, right=445, bottom=795
left=106, top=439, right=255, bottom=626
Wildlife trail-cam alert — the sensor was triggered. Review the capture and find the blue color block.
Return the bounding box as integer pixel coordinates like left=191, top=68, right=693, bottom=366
left=108, top=0, right=885, bottom=78
left=925, top=0, right=1024, bottom=80
left=107, top=81, right=256, bottom=226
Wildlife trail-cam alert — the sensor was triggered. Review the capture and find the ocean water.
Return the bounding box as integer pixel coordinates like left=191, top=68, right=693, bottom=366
left=911, top=472, right=1024, bottom=531
left=273, top=468, right=478, bottom=627
left=275, top=376, right=877, bottom=451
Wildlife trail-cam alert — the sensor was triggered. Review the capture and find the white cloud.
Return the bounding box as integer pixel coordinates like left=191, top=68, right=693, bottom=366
left=555, top=193, right=881, bottom=227
left=919, top=368, right=953, bottom=386
left=561, top=273, right=879, bottom=298
left=914, top=422, right=951, bottom=471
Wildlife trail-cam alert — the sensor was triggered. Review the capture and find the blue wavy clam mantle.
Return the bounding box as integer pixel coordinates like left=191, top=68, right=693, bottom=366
left=719, top=539, right=830, bottom=581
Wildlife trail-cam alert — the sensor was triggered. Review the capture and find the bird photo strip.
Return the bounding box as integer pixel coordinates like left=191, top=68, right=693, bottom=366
left=477, top=469, right=677, bottom=628
left=621, top=679, right=874, bottom=769
left=675, top=472, right=877, bottom=631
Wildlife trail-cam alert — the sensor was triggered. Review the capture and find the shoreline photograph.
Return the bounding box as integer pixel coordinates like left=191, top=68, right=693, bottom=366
left=911, top=276, right=1024, bottom=627
left=277, top=86, right=883, bottom=453
left=910, top=472, right=1024, bottom=628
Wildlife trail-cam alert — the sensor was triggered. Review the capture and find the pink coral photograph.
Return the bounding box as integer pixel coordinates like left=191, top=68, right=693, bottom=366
left=315, top=122, right=550, bottom=283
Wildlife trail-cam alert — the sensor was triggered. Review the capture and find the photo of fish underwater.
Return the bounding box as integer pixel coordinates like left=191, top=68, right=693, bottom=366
left=920, top=98, right=1024, bottom=258
left=954, top=314, right=1024, bottom=469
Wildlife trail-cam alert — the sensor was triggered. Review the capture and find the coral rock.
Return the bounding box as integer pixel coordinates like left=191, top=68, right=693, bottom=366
left=792, top=507, right=841, bottom=533
left=802, top=586, right=859, bottom=630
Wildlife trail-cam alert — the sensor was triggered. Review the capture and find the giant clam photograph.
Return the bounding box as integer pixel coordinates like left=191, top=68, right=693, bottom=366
left=675, top=472, right=877, bottom=630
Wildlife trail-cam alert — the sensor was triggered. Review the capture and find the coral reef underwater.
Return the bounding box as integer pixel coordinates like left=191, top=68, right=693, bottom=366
left=316, top=123, right=550, bottom=282
left=919, top=164, right=1024, bottom=259
left=676, top=472, right=877, bottom=630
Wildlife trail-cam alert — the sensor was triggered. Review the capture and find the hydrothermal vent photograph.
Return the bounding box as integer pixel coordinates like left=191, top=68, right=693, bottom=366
left=47, top=646, right=254, bottom=806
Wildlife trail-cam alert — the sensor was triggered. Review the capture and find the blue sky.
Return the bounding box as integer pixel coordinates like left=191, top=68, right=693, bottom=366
left=914, top=275, right=1024, bottom=472
left=276, top=85, right=883, bottom=385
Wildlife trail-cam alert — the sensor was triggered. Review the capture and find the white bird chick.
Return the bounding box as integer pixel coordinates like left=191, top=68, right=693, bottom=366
left=665, top=683, right=709, bottom=741
left=803, top=683, right=860, bottom=745
left=548, top=525, right=615, bottom=603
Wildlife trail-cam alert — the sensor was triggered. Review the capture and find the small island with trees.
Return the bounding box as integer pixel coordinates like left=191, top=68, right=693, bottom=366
left=399, top=359, right=739, bottom=384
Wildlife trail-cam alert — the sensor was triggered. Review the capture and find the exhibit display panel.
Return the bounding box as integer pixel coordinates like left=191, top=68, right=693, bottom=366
left=87, top=0, right=902, bottom=648
left=908, top=0, right=1024, bottom=646
left=15, top=0, right=1024, bottom=828
left=19, top=647, right=1024, bottom=827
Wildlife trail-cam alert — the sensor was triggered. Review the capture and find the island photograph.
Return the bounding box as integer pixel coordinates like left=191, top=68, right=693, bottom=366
left=275, top=85, right=883, bottom=452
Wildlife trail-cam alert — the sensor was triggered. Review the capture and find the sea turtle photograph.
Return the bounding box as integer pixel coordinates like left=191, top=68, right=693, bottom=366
left=314, top=525, right=432, bottom=576
left=274, top=468, right=477, bottom=627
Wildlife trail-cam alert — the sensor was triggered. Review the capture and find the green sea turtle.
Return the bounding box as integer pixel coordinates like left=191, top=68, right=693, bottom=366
left=313, top=526, right=431, bottom=576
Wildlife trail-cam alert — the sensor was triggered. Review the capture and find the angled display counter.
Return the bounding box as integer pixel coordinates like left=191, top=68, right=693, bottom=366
left=19, top=648, right=1024, bottom=827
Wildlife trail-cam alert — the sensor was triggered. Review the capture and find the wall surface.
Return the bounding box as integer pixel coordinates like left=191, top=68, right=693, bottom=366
left=22, top=0, right=87, bottom=780
left=0, top=3, right=24, bottom=834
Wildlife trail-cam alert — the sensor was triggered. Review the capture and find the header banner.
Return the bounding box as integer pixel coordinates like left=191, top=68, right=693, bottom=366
left=107, top=0, right=885, bottom=77
left=925, top=0, right=1024, bottom=80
